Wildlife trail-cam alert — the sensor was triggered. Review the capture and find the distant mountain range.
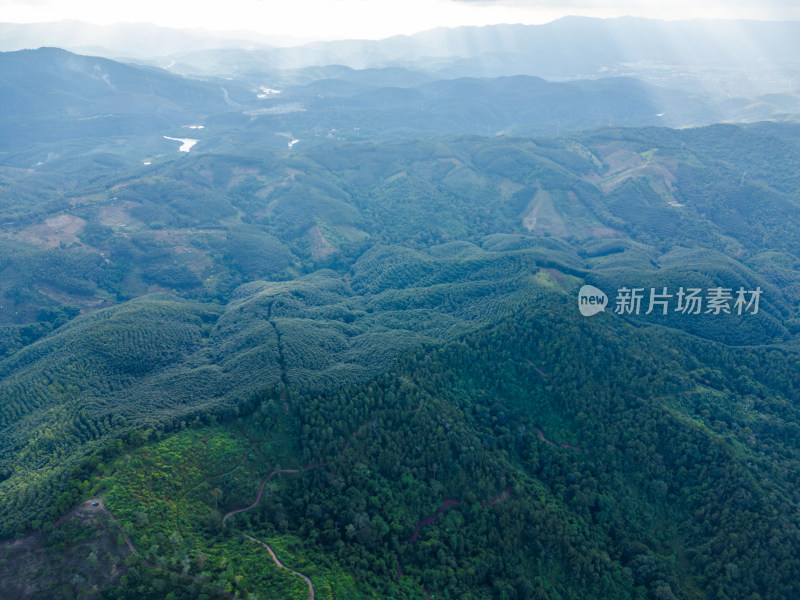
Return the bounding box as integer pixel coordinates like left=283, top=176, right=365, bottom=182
left=0, top=20, right=303, bottom=57
left=3, top=17, right=800, bottom=95
left=2, top=46, right=799, bottom=162
left=0, top=47, right=235, bottom=119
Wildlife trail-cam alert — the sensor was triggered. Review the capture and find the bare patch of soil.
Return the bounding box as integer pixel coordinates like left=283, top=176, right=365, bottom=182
left=18, top=214, right=87, bottom=248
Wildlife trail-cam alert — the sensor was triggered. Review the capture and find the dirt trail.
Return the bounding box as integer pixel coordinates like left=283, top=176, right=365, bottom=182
left=523, top=358, right=553, bottom=383
left=342, top=426, right=362, bottom=452
left=53, top=499, right=95, bottom=528
left=97, top=502, right=138, bottom=556
left=523, top=358, right=587, bottom=452
left=100, top=501, right=228, bottom=593
left=406, top=486, right=512, bottom=543
left=183, top=357, right=584, bottom=595
left=245, top=534, right=315, bottom=600
left=481, top=486, right=511, bottom=507
left=406, top=499, right=461, bottom=542
left=222, top=469, right=299, bottom=526
left=223, top=419, right=376, bottom=527
left=533, top=427, right=585, bottom=452
left=629, top=390, right=702, bottom=404
left=397, top=486, right=510, bottom=599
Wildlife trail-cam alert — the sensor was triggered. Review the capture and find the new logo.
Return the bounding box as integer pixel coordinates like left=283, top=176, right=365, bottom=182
left=578, top=285, right=608, bottom=317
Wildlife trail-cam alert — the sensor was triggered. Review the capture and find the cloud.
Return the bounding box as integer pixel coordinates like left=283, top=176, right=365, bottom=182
left=2, top=0, right=798, bottom=43
left=445, top=0, right=800, bottom=20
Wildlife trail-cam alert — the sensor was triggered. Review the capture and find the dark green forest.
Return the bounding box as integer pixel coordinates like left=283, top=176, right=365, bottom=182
left=6, top=291, right=800, bottom=599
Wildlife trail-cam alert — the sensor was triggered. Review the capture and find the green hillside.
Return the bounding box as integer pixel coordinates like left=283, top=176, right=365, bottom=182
left=6, top=289, right=799, bottom=599
left=4, top=124, right=800, bottom=542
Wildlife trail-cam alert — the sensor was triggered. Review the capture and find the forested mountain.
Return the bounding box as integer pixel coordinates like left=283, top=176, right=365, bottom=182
left=1, top=31, right=800, bottom=600
left=5, top=291, right=800, bottom=599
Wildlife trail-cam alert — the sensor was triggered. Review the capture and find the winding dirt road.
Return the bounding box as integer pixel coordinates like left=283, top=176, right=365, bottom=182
left=405, top=486, right=512, bottom=542
left=481, top=486, right=511, bottom=507
left=222, top=419, right=378, bottom=527
left=533, top=426, right=585, bottom=452
left=406, top=499, right=461, bottom=542
left=219, top=421, right=376, bottom=599
left=245, top=534, right=315, bottom=600
left=220, top=407, right=538, bottom=598
left=522, top=357, right=588, bottom=452
left=97, top=501, right=234, bottom=595
left=222, top=469, right=299, bottom=526
left=523, top=358, right=553, bottom=383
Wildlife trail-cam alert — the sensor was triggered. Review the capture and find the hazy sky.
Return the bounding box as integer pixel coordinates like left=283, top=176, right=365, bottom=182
left=2, top=0, right=799, bottom=40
